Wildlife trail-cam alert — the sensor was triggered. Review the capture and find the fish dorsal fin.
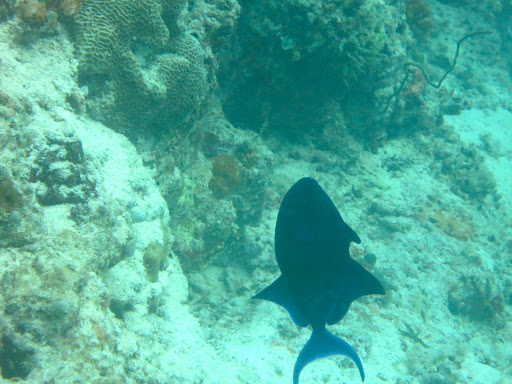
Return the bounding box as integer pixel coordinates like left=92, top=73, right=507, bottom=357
left=293, top=327, right=364, bottom=384
left=253, top=275, right=309, bottom=327
left=326, top=259, right=385, bottom=325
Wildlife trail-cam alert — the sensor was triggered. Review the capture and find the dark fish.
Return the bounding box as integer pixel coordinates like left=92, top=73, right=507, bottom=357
left=254, top=177, right=384, bottom=383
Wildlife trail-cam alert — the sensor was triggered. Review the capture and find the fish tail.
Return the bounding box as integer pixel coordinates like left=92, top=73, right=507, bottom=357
left=293, top=327, right=365, bottom=384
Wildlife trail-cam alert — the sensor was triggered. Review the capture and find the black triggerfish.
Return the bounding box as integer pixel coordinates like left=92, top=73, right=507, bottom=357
left=254, top=177, right=384, bottom=383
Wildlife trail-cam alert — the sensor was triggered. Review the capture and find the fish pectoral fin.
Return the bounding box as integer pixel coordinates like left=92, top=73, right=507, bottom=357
left=293, top=327, right=365, bottom=384
left=252, top=275, right=309, bottom=327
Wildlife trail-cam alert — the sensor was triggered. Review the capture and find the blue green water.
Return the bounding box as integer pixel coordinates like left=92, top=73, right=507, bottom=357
left=0, top=0, right=510, bottom=383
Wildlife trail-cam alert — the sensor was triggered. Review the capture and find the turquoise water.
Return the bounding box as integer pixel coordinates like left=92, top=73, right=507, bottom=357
left=0, top=1, right=511, bottom=383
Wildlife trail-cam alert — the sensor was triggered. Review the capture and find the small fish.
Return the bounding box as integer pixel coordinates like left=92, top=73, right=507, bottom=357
left=254, top=177, right=384, bottom=383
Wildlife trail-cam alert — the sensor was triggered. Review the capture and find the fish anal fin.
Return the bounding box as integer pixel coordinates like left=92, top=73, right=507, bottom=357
left=345, top=258, right=385, bottom=300
left=293, top=327, right=365, bottom=384
left=326, top=300, right=350, bottom=326
left=253, top=275, right=309, bottom=327
left=326, top=259, right=385, bottom=325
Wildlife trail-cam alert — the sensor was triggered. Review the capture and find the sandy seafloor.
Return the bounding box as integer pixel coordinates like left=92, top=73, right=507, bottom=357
left=0, top=3, right=512, bottom=384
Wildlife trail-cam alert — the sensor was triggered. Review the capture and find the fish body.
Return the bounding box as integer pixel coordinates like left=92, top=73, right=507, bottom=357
left=254, top=177, right=384, bottom=383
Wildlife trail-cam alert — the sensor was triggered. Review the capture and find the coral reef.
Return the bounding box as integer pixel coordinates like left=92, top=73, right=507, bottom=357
left=14, top=0, right=81, bottom=25
left=0, top=53, right=178, bottom=380
left=147, top=109, right=270, bottom=272
left=0, top=0, right=15, bottom=22
left=498, top=1, right=512, bottom=78
left=0, top=167, right=26, bottom=248
left=218, top=0, right=410, bottom=137
left=0, top=332, right=35, bottom=380
left=46, top=0, right=82, bottom=18
left=160, top=0, right=186, bottom=34
left=75, top=0, right=209, bottom=131
left=433, top=129, right=497, bottom=202
left=0, top=167, right=22, bottom=220
left=208, top=153, right=241, bottom=198
left=31, top=134, right=95, bottom=206
left=405, top=0, right=433, bottom=41
left=15, top=0, right=47, bottom=26
left=76, top=0, right=170, bottom=74
left=448, top=274, right=505, bottom=322
left=143, top=223, right=171, bottom=283
left=0, top=93, right=41, bottom=249
left=2, top=1, right=511, bottom=383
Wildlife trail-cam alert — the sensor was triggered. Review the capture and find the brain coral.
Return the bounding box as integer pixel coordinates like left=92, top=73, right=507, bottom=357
left=75, top=0, right=208, bottom=131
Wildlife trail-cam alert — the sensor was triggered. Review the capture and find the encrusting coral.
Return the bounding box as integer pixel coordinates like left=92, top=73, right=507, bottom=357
left=46, top=0, right=82, bottom=18
left=208, top=153, right=242, bottom=199
left=15, top=0, right=81, bottom=26
left=0, top=167, right=22, bottom=222
left=448, top=274, right=505, bottom=322
left=15, top=0, right=47, bottom=26
left=405, top=0, right=433, bottom=41
left=0, top=0, right=16, bottom=22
